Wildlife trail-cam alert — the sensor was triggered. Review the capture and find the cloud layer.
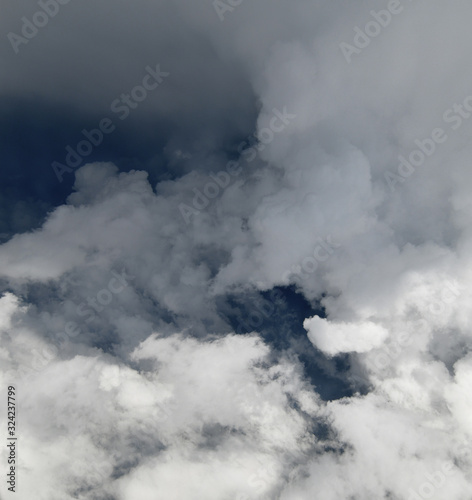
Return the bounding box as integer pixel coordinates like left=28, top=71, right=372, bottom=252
left=2, top=0, right=472, bottom=499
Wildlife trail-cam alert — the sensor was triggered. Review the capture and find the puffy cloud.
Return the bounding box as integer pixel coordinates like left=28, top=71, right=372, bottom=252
left=0, top=299, right=324, bottom=499
left=2, top=0, right=472, bottom=498
left=304, top=316, right=388, bottom=356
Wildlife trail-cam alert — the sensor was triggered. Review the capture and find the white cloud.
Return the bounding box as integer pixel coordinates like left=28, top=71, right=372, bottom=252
left=1, top=320, right=323, bottom=499
left=2, top=1, right=472, bottom=498
left=304, top=316, right=388, bottom=356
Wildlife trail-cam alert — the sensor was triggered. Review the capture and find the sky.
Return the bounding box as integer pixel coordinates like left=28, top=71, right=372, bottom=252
left=1, top=0, right=472, bottom=499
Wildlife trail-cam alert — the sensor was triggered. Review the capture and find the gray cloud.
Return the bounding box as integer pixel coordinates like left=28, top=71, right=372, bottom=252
left=2, top=1, right=472, bottom=499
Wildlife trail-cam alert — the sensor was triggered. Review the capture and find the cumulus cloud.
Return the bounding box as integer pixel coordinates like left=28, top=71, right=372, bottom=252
left=0, top=292, right=324, bottom=499
left=2, top=0, right=472, bottom=498
left=304, top=316, right=389, bottom=356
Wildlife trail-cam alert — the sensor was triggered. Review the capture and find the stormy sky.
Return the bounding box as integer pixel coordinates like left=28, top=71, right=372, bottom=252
left=1, top=1, right=472, bottom=499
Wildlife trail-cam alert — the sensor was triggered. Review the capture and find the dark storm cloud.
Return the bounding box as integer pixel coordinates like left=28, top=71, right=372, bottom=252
left=0, top=0, right=260, bottom=158
left=2, top=1, right=472, bottom=499
left=0, top=0, right=261, bottom=235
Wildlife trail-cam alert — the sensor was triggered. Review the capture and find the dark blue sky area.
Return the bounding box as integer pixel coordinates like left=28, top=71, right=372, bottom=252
left=0, top=94, right=257, bottom=239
